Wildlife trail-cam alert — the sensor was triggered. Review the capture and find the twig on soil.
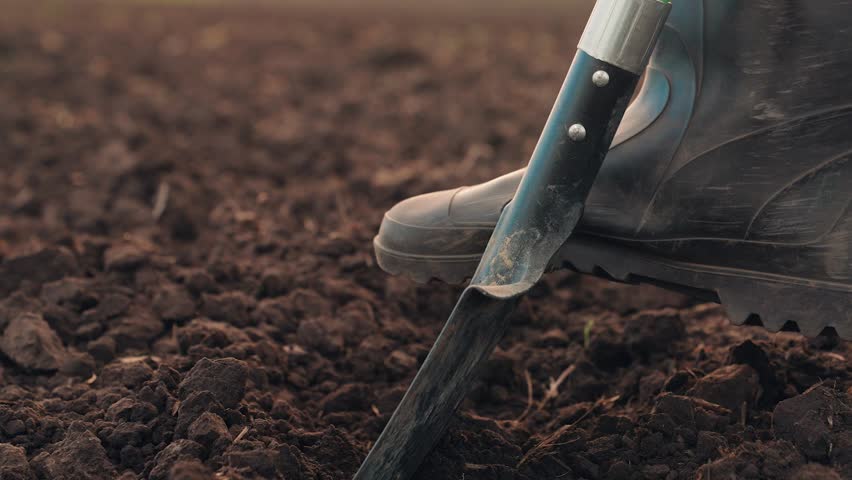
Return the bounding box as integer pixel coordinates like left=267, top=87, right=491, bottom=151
left=334, top=191, right=350, bottom=223
left=551, top=457, right=574, bottom=478
left=513, top=370, right=535, bottom=424
left=119, top=355, right=161, bottom=364
left=207, top=244, right=223, bottom=266
left=233, top=426, right=249, bottom=443
left=283, top=344, right=307, bottom=355
left=537, top=364, right=576, bottom=412
left=521, top=298, right=540, bottom=324
left=152, top=182, right=170, bottom=221
left=519, top=394, right=620, bottom=467
left=824, top=352, right=846, bottom=362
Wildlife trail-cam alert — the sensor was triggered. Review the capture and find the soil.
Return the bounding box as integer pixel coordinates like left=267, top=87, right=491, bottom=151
left=1, top=2, right=851, bottom=479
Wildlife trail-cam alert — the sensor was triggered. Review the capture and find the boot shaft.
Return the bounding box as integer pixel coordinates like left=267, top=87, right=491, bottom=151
left=590, top=0, right=852, bottom=252
left=686, top=0, right=852, bottom=159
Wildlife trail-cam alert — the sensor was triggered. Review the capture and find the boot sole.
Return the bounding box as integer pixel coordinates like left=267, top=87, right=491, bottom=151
left=374, top=234, right=852, bottom=339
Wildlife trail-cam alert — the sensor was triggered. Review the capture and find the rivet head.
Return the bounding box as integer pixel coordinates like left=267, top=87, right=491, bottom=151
left=592, top=70, right=610, bottom=87
left=568, top=124, right=586, bottom=142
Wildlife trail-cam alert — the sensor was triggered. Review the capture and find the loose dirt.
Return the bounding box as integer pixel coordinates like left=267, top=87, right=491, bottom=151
left=1, top=2, right=850, bottom=479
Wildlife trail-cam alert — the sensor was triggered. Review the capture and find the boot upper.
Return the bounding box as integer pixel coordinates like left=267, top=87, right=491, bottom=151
left=378, top=0, right=852, bottom=283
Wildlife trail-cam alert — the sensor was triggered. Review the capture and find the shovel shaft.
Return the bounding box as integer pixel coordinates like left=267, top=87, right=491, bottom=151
left=355, top=289, right=518, bottom=480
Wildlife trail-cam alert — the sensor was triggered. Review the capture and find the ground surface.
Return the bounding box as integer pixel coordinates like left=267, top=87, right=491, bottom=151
left=1, top=2, right=851, bottom=479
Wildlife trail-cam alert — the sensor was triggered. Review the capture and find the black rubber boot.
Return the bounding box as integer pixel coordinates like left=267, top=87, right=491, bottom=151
left=374, top=0, right=852, bottom=338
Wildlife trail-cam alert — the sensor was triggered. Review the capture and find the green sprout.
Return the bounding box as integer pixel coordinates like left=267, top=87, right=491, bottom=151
left=583, top=318, right=595, bottom=349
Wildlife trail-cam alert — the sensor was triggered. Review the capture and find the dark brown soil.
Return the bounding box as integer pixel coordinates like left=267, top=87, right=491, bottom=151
left=1, top=2, right=851, bottom=479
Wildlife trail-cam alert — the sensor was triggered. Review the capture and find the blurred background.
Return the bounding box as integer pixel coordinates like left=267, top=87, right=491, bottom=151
left=2, top=0, right=595, bottom=256
left=47, top=0, right=591, bottom=13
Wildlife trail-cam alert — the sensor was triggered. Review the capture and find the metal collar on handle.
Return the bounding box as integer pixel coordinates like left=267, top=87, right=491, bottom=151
left=578, top=0, right=672, bottom=74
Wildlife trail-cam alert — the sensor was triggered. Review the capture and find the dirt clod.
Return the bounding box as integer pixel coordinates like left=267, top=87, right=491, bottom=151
left=179, top=357, right=248, bottom=408
left=0, top=443, right=34, bottom=480
left=187, top=411, right=231, bottom=450
left=176, top=391, right=227, bottom=438
left=696, top=440, right=804, bottom=480
left=624, top=308, right=686, bottom=358
left=320, top=383, right=372, bottom=413
left=0, top=313, right=67, bottom=371
left=148, top=440, right=206, bottom=480
left=153, top=285, right=197, bottom=323
left=695, top=430, right=727, bottom=462
left=200, top=291, right=256, bottom=327
left=0, top=248, right=79, bottom=297
left=175, top=319, right=249, bottom=352
left=789, top=464, right=845, bottom=480
left=773, top=384, right=852, bottom=462
left=688, top=364, right=761, bottom=412
left=30, top=423, right=117, bottom=480
left=168, top=459, right=215, bottom=480
left=297, top=317, right=345, bottom=355
left=103, top=243, right=148, bottom=272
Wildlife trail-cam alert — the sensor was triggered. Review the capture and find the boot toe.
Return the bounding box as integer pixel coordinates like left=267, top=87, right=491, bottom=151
left=374, top=188, right=496, bottom=283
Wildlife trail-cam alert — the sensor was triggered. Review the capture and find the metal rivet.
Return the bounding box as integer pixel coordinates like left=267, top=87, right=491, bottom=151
left=568, top=124, right=586, bottom=142
left=592, top=70, right=610, bottom=87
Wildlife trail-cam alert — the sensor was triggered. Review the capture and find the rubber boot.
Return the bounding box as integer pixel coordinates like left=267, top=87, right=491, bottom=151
left=374, top=0, right=852, bottom=338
